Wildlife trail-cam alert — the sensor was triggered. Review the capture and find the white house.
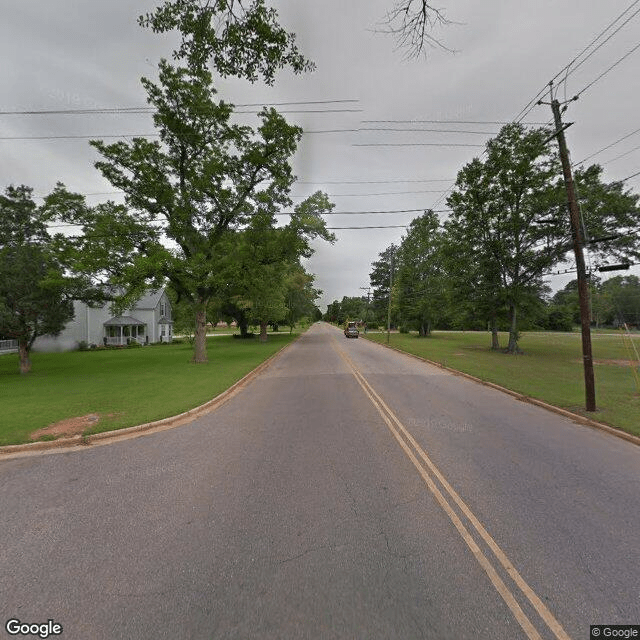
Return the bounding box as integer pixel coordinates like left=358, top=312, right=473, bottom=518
left=33, top=289, right=173, bottom=352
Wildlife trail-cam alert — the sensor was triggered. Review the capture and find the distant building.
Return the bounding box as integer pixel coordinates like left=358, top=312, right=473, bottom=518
left=33, top=288, right=173, bottom=352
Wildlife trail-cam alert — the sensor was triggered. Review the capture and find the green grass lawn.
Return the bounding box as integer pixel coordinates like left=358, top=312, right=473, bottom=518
left=0, top=334, right=297, bottom=446
left=364, top=330, right=640, bottom=436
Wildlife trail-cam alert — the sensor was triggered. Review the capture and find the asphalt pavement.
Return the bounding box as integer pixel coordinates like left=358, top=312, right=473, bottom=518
left=1, top=322, right=638, bottom=639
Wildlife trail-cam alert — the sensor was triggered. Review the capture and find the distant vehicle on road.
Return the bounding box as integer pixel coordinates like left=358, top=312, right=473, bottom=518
left=344, top=321, right=359, bottom=339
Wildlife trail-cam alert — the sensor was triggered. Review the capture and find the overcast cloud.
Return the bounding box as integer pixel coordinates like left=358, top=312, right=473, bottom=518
left=1, top=1, right=639, bottom=310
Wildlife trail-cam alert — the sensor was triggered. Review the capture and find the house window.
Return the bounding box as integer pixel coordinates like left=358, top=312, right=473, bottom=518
left=160, top=302, right=166, bottom=317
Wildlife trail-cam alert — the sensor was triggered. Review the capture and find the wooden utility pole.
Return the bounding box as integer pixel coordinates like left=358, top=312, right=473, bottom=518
left=546, top=84, right=596, bottom=411
left=360, top=286, right=371, bottom=333
left=387, top=252, right=394, bottom=344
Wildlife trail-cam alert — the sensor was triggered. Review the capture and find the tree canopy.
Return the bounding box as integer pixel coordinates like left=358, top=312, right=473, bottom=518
left=367, top=124, right=639, bottom=349
left=0, top=185, right=100, bottom=373
left=138, top=0, right=314, bottom=80
left=396, top=211, right=446, bottom=336
left=65, top=2, right=334, bottom=362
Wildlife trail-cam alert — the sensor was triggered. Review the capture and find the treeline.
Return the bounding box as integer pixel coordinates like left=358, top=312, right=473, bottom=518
left=326, top=124, right=639, bottom=351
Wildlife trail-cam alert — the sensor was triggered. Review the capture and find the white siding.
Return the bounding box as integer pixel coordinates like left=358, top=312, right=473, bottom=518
left=32, top=289, right=172, bottom=352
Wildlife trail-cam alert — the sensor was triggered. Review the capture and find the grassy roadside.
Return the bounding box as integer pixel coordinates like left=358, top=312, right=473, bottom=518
left=0, top=333, right=298, bottom=446
left=363, top=331, right=640, bottom=436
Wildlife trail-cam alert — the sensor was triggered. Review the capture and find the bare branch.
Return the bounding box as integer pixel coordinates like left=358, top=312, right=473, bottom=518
left=378, top=1, right=456, bottom=59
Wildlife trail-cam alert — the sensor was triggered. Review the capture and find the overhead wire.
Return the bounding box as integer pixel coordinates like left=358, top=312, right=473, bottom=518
left=0, top=99, right=360, bottom=116
left=513, top=0, right=640, bottom=123
left=620, top=169, right=640, bottom=181
left=573, top=39, right=640, bottom=99
left=0, top=131, right=372, bottom=140
left=562, top=4, right=640, bottom=83
left=358, top=127, right=499, bottom=135
left=290, top=190, right=448, bottom=197
left=362, top=120, right=547, bottom=125
left=600, top=142, right=640, bottom=165
left=44, top=208, right=452, bottom=229
left=296, top=179, right=453, bottom=184
left=326, top=225, right=407, bottom=230
left=352, top=142, right=485, bottom=148
left=574, top=126, right=640, bottom=164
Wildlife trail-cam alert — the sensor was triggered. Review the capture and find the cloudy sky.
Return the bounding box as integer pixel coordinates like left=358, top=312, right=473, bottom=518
left=1, top=0, right=639, bottom=310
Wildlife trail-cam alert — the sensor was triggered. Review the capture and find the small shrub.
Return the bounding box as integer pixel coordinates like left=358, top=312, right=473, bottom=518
left=78, top=341, right=89, bottom=351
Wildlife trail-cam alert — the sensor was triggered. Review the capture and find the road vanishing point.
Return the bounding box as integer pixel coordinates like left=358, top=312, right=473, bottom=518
left=1, top=322, right=638, bottom=639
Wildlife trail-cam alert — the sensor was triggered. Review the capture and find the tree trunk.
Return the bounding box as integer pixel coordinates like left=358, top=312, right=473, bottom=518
left=259, top=321, right=268, bottom=342
left=192, top=306, right=208, bottom=363
left=419, top=322, right=426, bottom=337
left=506, top=304, right=521, bottom=354
left=238, top=317, right=249, bottom=337
left=18, top=339, right=31, bottom=375
left=490, top=313, right=500, bottom=350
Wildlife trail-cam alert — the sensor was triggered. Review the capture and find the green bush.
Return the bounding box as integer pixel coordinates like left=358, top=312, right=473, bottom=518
left=545, top=307, right=575, bottom=332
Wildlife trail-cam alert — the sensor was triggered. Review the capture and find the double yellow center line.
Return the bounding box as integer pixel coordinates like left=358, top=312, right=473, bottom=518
left=332, top=338, right=571, bottom=640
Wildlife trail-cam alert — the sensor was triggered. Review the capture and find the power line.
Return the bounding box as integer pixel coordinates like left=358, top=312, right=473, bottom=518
left=563, top=5, right=640, bottom=84
left=574, top=126, right=640, bottom=164
left=0, top=130, right=368, bottom=140
left=620, top=169, right=640, bottom=181
left=359, top=127, right=498, bottom=135
left=34, top=186, right=455, bottom=200
left=326, top=225, right=407, bottom=230
left=0, top=133, right=156, bottom=141
left=290, top=190, right=447, bottom=197
left=601, top=142, right=640, bottom=164
left=0, top=99, right=360, bottom=116
left=513, top=0, right=640, bottom=123
left=45, top=208, right=450, bottom=227
left=574, top=39, right=640, bottom=98
left=362, top=119, right=547, bottom=125
left=1, top=127, right=495, bottom=142
left=353, top=143, right=484, bottom=148
left=297, top=179, right=453, bottom=184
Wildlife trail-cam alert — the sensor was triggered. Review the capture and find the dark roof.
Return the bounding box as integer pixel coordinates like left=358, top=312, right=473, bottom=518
left=135, top=289, right=165, bottom=309
left=104, top=316, right=145, bottom=326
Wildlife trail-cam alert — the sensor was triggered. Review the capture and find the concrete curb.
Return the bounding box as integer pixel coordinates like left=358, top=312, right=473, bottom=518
left=0, top=335, right=300, bottom=459
left=363, top=335, right=640, bottom=448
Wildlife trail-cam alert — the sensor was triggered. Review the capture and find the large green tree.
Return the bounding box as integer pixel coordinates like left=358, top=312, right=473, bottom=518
left=74, top=1, right=331, bottom=362
left=0, top=185, right=99, bottom=374
left=396, top=211, right=447, bottom=336
left=213, top=192, right=333, bottom=341
left=572, top=164, right=640, bottom=265
left=596, top=275, right=640, bottom=326
left=369, top=244, right=399, bottom=327
left=446, top=126, right=640, bottom=352
left=447, top=124, right=567, bottom=353
left=282, top=265, right=322, bottom=332
left=442, top=157, right=506, bottom=347
left=138, top=0, right=314, bottom=81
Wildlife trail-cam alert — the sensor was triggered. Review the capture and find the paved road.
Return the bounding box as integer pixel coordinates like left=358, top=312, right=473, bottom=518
left=1, top=323, right=638, bottom=639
